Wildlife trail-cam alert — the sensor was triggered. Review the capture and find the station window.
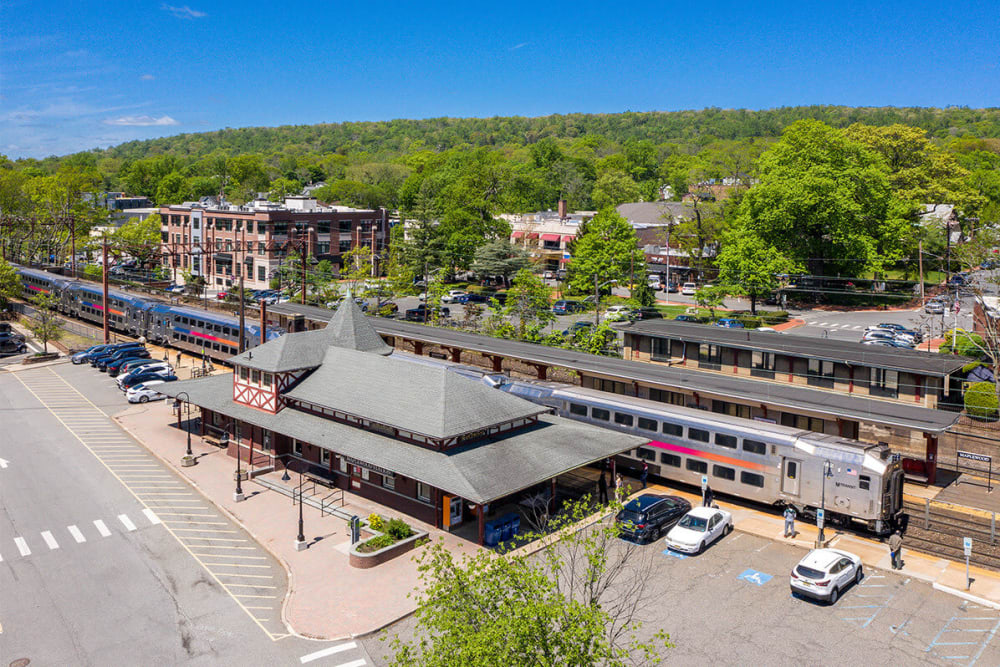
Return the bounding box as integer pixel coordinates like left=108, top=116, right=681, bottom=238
left=660, top=452, right=681, bottom=467
left=569, top=403, right=588, bottom=416
left=870, top=368, right=899, bottom=399
left=637, top=417, right=658, bottom=432
left=740, top=471, right=765, bottom=488
left=321, top=450, right=331, bottom=465
left=251, top=370, right=260, bottom=384
left=713, top=465, right=736, bottom=481
left=688, top=428, right=710, bottom=443
left=239, top=367, right=249, bottom=381
left=698, top=343, right=722, bottom=370
left=383, top=472, right=395, bottom=490
left=859, top=475, right=871, bottom=491
left=686, top=459, right=708, bottom=474
left=715, top=434, right=737, bottom=449
left=293, top=439, right=302, bottom=455
left=591, top=408, right=610, bottom=421
left=742, top=439, right=767, bottom=455
left=751, top=350, right=776, bottom=378
left=417, top=482, right=431, bottom=502
left=614, top=412, right=634, bottom=427
left=339, top=457, right=348, bottom=473
left=662, top=422, right=683, bottom=437
left=636, top=447, right=656, bottom=461
left=262, top=373, right=272, bottom=387
left=807, top=358, right=837, bottom=389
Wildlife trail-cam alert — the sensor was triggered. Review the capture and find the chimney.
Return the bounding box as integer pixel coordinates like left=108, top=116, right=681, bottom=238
left=557, top=199, right=567, bottom=219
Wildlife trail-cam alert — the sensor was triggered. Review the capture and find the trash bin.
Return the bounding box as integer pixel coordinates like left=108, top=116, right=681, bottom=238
left=509, top=515, right=520, bottom=538
left=484, top=520, right=501, bottom=547
left=500, top=513, right=516, bottom=541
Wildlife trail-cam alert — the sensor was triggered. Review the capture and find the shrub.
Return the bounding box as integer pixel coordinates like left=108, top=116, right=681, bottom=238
left=359, top=534, right=395, bottom=552
left=964, top=381, right=999, bottom=420
left=367, top=513, right=385, bottom=532
left=385, top=517, right=413, bottom=540
left=941, top=329, right=986, bottom=358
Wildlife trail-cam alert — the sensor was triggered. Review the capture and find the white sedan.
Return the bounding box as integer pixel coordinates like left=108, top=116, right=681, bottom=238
left=441, top=290, right=469, bottom=303
left=664, top=506, right=733, bottom=554
left=126, top=381, right=168, bottom=404
left=790, top=548, right=863, bottom=604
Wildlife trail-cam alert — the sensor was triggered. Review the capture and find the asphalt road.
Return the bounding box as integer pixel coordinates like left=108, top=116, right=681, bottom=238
left=0, top=362, right=372, bottom=666
left=369, top=528, right=1000, bottom=666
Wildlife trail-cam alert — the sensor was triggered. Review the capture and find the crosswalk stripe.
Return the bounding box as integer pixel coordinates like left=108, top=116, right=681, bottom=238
left=14, top=537, right=30, bottom=556
left=143, top=509, right=162, bottom=525
left=94, top=519, right=112, bottom=537
left=68, top=525, right=86, bottom=543
left=118, top=514, right=137, bottom=531
left=41, top=531, right=59, bottom=550
left=300, top=642, right=358, bottom=664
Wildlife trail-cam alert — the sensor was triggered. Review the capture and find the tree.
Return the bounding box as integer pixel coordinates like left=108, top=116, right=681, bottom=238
left=388, top=498, right=671, bottom=666
left=716, top=230, right=799, bottom=314
left=111, top=213, right=162, bottom=270
left=504, top=268, right=554, bottom=338
left=471, top=240, right=532, bottom=287
left=29, top=292, right=63, bottom=354
left=736, top=120, right=912, bottom=276
left=268, top=177, right=302, bottom=202
left=630, top=280, right=657, bottom=309
left=591, top=170, right=642, bottom=210
left=0, top=258, right=20, bottom=314
left=694, top=284, right=727, bottom=320
left=567, top=209, right=643, bottom=318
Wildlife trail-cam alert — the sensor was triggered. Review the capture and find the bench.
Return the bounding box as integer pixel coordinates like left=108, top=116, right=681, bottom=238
left=303, top=470, right=336, bottom=488
left=203, top=435, right=223, bottom=448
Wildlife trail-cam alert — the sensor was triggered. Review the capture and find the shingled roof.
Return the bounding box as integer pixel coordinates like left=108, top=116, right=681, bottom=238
left=228, top=297, right=391, bottom=372
left=283, top=346, right=549, bottom=439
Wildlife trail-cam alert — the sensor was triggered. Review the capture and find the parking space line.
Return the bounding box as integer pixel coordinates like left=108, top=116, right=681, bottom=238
left=68, top=525, right=86, bottom=543
left=142, top=509, right=162, bottom=525
left=206, top=563, right=272, bottom=569
left=41, top=531, right=59, bottom=550
left=225, top=583, right=278, bottom=589
left=14, top=537, right=31, bottom=556
left=194, top=554, right=268, bottom=559
left=212, top=573, right=273, bottom=579
left=118, top=514, right=137, bottom=531
left=170, top=528, right=239, bottom=533
left=93, top=520, right=111, bottom=537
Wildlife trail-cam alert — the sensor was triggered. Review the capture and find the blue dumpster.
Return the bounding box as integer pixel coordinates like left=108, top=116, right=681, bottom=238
left=509, top=515, right=521, bottom=538
left=500, top=513, right=517, bottom=542
left=483, top=519, right=501, bottom=547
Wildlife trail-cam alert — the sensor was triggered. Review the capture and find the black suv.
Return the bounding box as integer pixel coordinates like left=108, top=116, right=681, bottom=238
left=616, top=494, right=691, bottom=543
left=0, top=331, right=27, bottom=355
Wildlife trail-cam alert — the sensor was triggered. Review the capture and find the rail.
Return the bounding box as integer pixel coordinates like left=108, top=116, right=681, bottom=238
left=903, top=497, right=1000, bottom=570
left=321, top=489, right=345, bottom=517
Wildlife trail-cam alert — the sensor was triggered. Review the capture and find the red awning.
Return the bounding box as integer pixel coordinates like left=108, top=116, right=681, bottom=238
left=526, top=233, right=539, bottom=240
left=541, top=234, right=560, bottom=241
left=561, top=235, right=576, bottom=242
left=511, top=231, right=524, bottom=239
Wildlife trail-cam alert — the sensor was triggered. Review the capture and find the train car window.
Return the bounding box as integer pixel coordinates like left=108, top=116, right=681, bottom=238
left=614, top=413, right=634, bottom=427
left=686, top=459, right=707, bottom=474
left=742, top=439, right=767, bottom=455
left=786, top=461, right=797, bottom=479
left=636, top=447, right=655, bottom=461
left=569, top=403, right=588, bottom=416
left=688, top=428, right=710, bottom=443
left=713, top=465, right=736, bottom=481
left=660, top=452, right=681, bottom=467
left=740, top=471, right=765, bottom=488
left=662, top=422, right=683, bottom=437
left=715, top=434, right=737, bottom=449
left=859, top=475, right=871, bottom=490
left=637, top=417, right=658, bottom=432
left=591, top=408, right=610, bottom=421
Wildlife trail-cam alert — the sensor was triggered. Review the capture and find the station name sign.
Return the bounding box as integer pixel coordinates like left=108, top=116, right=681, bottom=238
left=341, top=455, right=395, bottom=477
left=957, top=450, right=992, bottom=464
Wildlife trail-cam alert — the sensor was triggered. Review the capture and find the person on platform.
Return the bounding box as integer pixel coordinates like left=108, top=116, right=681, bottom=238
left=640, top=462, right=649, bottom=489
left=703, top=484, right=714, bottom=507
left=783, top=506, right=797, bottom=538
left=889, top=530, right=904, bottom=570
left=598, top=472, right=609, bottom=505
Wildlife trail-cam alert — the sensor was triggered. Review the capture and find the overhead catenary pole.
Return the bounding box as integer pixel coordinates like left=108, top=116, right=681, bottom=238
left=70, top=215, right=76, bottom=277
left=101, top=238, right=110, bottom=343
left=238, top=274, right=246, bottom=353
left=260, top=298, right=267, bottom=347
left=918, top=240, right=925, bottom=306
left=300, top=245, right=306, bottom=305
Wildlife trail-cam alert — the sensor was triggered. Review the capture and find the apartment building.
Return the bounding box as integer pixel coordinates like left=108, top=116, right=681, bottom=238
left=160, top=196, right=389, bottom=290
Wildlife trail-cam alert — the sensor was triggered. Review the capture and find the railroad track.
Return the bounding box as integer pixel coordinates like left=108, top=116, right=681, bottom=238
left=903, top=500, right=1000, bottom=570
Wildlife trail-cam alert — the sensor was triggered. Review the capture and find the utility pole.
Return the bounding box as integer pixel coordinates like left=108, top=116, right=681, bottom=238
left=918, top=240, right=925, bottom=306
left=238, top=274, right=246, bottom=353
left=259, top=298, right=267, bottom=346
left=300, top=250, right=306, bottom=305
left=69, top=215, right=76, bottom=277
left=594, top=273, right=600, bottom=326
left=101, top=238, right=110, bottom=343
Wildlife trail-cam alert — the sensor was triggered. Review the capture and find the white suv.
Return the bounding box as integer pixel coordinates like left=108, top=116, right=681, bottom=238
left=681, top=282, right=698, bottom=296
left=790, top=548, right=863, bottom=604
left=441, top=290, right=468, bottom=303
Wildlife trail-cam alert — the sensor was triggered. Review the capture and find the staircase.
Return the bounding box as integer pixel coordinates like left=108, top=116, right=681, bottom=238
left=253, top=473, right=352, bottom=521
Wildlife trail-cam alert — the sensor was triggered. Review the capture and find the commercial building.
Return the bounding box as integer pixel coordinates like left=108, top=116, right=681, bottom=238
left=160, top=196, right=389, bottom=291
left=161, top=300, right=643, bottom=541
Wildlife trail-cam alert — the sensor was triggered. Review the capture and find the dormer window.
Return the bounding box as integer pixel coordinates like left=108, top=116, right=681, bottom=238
left=251, top=370, right=260, bottom=384
left=263, top=373, right=273, bottom=387
left=239, top=367, right=248, bottom=381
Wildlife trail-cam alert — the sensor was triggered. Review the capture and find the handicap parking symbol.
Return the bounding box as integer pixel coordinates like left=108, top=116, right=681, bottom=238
left=737, top=568, right=772, bottom=586
left=662, top=548, right=688, bottom=560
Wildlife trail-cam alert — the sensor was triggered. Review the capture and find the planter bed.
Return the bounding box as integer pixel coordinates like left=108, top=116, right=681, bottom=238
left=349, top=529, right=428, bottom=569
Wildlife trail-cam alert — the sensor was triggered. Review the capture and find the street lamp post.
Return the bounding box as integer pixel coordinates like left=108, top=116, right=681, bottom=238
left=816, top=460, right=832, bottom=548
left=224, top=422, right=244, bottom=502
left=173, top=391, right=193, bottom=463
left=295, top=471, right=307, bottom=551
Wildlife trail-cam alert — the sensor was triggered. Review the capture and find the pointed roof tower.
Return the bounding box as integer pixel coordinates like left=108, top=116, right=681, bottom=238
left=323, top=296, right=393, bottom=356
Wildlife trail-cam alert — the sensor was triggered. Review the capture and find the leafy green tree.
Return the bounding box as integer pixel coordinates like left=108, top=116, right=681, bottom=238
left=630, top=280, right=657, bottom=308
left=694, top=284, right=728, bottom=320
left=591, top=170, right=642, bottom=210
left=716, top=230, right=799, bottom=314
left=504, top=268, right=554, bottom=338
left=471, top=239, right=532, bottom=287
left=268, top=177, right=302, bottom=201
left=29, top=292, right=63, bottom=353
left=567, top=209, right=643, bottom=313
left=737, top=120, right=912, bottom=276
left=0, top=258, right=21, bottom=313
left=111, top=213, right=162, bottom=270
left=155, top=171, right=188, bottom=205
left=388, top=498, right=671, bottom=666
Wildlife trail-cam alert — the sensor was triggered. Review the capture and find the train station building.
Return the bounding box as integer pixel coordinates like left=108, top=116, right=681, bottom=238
left=160, top=300, right=644, bottom=542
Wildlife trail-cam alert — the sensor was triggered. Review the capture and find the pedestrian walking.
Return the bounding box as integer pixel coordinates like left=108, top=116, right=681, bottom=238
left=615, top=473, right=624, bottom=498
left=598, top=472, right=609, bottom=505
left=175, top=351, right=182, bottom=367
left=703, top=484, right=714, bottom=507
left=889, top=530, right=903, bottom=570
left=783, top=506, right=797, bottom=537
left=640, top=462, right=649, bottom=489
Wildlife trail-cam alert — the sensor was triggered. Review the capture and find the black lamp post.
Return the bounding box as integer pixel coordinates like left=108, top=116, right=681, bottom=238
left=297, top=472, right=305, bottom=544
left=173, top=391, right=192, bottom=458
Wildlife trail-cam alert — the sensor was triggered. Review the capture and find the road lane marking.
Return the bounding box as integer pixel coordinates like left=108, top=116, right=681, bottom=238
left=300, top=643, right=358, bottom=664
left=93, top=520, right=111, bottom=537
left=41, top=531, right=59, bottom=550
left=206, top=563, right=272, bottom=569
left=14, top=537, right=30, bottom=556
left=170, top=528, right=239, bottom=533
left=194, top=554, right=267, bottom=559
left=68, top=525, right=86, bottom=543
left=118, top=514, right=137, bottom=531
left=142, top=509, right=162, bottom=525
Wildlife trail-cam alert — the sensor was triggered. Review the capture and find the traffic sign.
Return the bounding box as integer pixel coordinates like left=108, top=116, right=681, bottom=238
left=964, top=537, right=973, bottom=556
left=817, top=508, right=825, bottom=528
left=701, top=476, right=708, bottom=488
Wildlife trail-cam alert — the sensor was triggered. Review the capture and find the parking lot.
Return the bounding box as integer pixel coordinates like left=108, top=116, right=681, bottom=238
left=371, top=528, right=1000, bottom=666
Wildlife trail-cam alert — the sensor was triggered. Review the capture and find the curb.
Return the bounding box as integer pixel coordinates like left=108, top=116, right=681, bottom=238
left=932, top=582, right=1000, bottom=610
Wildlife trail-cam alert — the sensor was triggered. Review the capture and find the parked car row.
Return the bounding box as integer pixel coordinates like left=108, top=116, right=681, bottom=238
left=861, top=323, right=923, bottom=349
left=72, top=342, right=177, bottom=402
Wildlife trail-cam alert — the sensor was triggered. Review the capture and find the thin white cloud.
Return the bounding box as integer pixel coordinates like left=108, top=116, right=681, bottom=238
left=103, top=115, right=179, bottom=127
left=140, top=74, right=155, bottom=81
left=509, top=42, right=528, bottom=51
left=161, top=4, right=207, bottom=19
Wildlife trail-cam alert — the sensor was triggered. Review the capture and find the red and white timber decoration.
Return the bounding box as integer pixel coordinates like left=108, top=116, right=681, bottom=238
left=232, top=366, right=306, bottom=414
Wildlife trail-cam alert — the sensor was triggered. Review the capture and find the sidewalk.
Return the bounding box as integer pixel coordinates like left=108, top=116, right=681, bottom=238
left=637, top=479, right=1000, bottom=610
left=114, top=401, right=479, bottom=640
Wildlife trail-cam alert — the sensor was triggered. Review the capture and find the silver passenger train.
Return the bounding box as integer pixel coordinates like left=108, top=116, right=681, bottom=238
left=393, top=352, right=905, bottom=535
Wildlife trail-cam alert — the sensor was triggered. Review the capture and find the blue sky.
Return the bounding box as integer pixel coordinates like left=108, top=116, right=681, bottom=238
left=2, top=0, right=998, bottom=159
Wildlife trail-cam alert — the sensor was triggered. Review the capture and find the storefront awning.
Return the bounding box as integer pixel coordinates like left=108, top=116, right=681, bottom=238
left=526, top=233, right=539, bottom=240
left=541, top=234, right=561, bottom=241
left=511, top=231, right=524, bottom=239
left=561, top=235, right=576, bottom=243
